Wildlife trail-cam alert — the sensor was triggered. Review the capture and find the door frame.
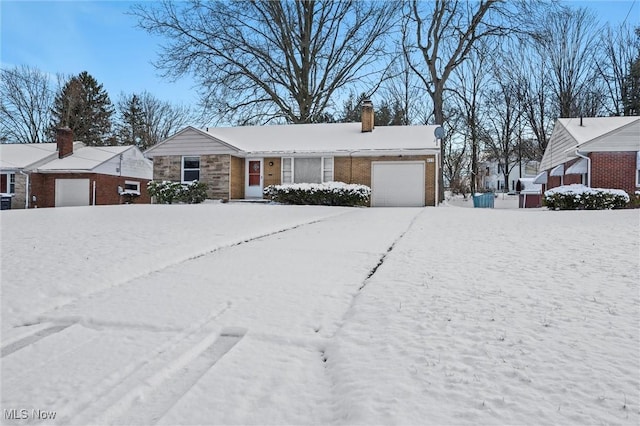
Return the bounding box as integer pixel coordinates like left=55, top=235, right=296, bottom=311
left=245, top=158, right=264, bottom=198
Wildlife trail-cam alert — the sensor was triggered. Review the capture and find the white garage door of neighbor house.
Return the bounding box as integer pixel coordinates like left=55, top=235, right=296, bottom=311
left=371, top=162, right=425, bottom=207
left=55, top=179, right=90, bottom=207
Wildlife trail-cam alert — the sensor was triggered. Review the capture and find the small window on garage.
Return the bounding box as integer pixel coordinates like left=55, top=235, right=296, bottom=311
left=322, top=157, right=333, bottom=182
left=124, top=181, right=140, bottom=192
left=182, top=156, right=200, bottom=182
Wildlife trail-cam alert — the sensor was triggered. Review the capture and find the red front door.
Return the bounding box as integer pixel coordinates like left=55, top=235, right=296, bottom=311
left=248, top=160, right=261, bottom=186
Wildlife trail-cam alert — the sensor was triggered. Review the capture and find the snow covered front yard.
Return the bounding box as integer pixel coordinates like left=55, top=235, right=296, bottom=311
left=1, top=203, right=638, bottom=425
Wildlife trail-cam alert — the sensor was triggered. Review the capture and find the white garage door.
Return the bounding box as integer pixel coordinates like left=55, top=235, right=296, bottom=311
left=55, top=179, right=90, bottom=207
left=371, top=162, right=425, bottom=207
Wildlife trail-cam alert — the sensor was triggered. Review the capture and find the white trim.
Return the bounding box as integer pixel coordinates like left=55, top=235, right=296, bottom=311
left=245, top=158, right=264, bottom=198
left=370, top=161, right=426, bottom=207
left=181, top=155, right=201, bottom=183
left=533, top=171, right=548, bottom=185
left=565, top=158, right=588, bottom=175
left=321, top=157, right=334, bottom=182
left=550, top=164, right=564, bottom=176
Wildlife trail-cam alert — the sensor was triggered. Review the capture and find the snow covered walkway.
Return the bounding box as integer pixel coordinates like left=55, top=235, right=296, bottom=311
left=1, top=203, right=638, bottom=425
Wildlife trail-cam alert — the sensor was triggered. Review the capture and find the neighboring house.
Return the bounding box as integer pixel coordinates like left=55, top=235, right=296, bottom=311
left=0, top=128, right=153, bottom=209
left=1, top=143, right=58, bottom=208
left=145, top=103, right=441, bottom=206
left=478, top=159, right=540, bottom=192
left=535, top=117, right=640, bottom=195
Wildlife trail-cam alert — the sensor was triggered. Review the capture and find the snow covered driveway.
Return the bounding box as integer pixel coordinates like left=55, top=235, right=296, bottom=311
left=1, top=203, right=638, bottom=425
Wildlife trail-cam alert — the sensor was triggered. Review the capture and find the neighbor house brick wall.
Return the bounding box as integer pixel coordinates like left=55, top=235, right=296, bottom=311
left=263, top=157, right=281, bottom=188
left=29, top=173, right=151, bottom=208
left=334, top=155, right=437, bottom=206
left=230, top=156, right=244, bottom=199
left=590, top=151, right=637, bottom=195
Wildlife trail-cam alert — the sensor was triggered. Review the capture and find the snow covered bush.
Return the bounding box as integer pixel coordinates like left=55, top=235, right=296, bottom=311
left=543, top=184, right=629, bottom=210
left=264, top=182, right=370, bottom=206
left=148, top=181, right=208, bottom=204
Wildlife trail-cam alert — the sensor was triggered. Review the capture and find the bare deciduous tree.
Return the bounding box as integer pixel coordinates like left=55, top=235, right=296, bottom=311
left=598, top=24, right=640, bottom=116
left=132, top=0, right=399, bottom=125
left=0, top=65, right=54, bottom=144
left=117, top=91, right=193, bottom=150
left=402, top=0, right=520, bottom=200
left=538, top=6, right=601, bottom=118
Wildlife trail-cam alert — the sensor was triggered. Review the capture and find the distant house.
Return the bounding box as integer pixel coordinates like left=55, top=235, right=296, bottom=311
left=0, top=128, right=153, bottom=209
left=144, top=103, right=441, bottom=207
left=535, top=117, right=640, bottom=195
left=478, top=159, right=540, bottom=193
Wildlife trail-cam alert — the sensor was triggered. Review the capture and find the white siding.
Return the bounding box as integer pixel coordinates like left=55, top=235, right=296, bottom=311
left=539, top=122, right=578, bottom=171
left=145, top=128, right=239, bottom=157
left=93, top=148, right=153, bottom=179
left=580, top=120, right=640, bottom=152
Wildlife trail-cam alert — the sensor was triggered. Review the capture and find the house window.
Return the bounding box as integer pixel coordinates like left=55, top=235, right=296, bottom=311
left=281, top=157, right=333, bottom=184
left=1, top=173, right=15, bottom=194
left=182, top=156, right=200, bottom=182
left=322, top=157, right=334, bottom=182
left=124, top=181, right=140, bottom=192
left=282, top=158, right=293, bottom=184
left=636, top=152, right=640, bottom=187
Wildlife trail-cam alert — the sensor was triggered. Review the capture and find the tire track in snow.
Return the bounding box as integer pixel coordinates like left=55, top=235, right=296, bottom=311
left=320, top=208, right=426, bottom=422
left=16, top=212, right=351, bottom=330
left=1, top=323, right=73, bottom=358
left=108, top=328, right=247, bottom=426
left=56, top=303, right=233, bottom=426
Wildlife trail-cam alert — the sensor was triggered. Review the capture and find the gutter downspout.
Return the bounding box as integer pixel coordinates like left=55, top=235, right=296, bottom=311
left=575, top=150, right=591, bottom=187
left=19, top=171, right=29, bottom=209
left=435, top=150, right=439, bottom=207
left=93, top=180, right=97, bottom=206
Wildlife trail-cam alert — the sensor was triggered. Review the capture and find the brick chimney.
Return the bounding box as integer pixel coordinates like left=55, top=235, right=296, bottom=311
left=56, top=127, right=73, bottom=159
left=361, top=99, right=374, bottom=133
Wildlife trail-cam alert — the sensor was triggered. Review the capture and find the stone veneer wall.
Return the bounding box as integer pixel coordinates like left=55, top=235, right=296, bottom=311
left=11, top=173, right=27, bottom=209
left=152, top=154, right=231, bottom=200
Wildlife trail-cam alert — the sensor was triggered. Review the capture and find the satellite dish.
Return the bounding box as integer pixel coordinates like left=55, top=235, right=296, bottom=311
left=434, top=126, right=445, bottom=139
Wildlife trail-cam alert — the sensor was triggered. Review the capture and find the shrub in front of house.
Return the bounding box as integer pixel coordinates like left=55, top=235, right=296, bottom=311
left=264, top=182, right=371, bottom=206
left=543, top=184, right=630, bottom=210
left=148, top=181, right=208, bottom=204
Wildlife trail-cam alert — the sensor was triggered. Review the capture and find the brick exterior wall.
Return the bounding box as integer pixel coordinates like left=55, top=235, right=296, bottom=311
left=591, top=151, right=637, bottom=195
left=335, top=155, right=437, bottom=206
left=263, top=157, right=281, bottom=188
left=29, top=173, right=151, bottom=208
left=152, top=154, right=231, bottom=200
left=230, top=156, right=244, bottom=199
left=545, top=152, right=638, bottom=196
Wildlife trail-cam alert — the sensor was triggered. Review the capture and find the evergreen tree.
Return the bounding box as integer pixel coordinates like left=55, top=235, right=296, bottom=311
left=623, top=28, right=640, bottom=116
left=50, top=71, right=114, bottom=146
left=117, top=93, right=146, bottom=147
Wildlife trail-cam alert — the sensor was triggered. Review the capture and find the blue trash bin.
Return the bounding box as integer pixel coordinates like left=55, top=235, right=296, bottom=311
left=472, top=193, right=494, bottom=208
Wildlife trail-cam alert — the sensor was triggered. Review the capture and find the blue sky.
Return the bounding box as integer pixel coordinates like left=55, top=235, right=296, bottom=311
left=1, top=0, right=639, bottom=111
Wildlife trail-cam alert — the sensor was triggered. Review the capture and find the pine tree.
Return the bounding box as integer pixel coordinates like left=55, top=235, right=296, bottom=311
left=117, top=93, right=146, bottom=147
left=623, top=56, right=640, bottom=116
left=50, top=71, right=115, bottom=146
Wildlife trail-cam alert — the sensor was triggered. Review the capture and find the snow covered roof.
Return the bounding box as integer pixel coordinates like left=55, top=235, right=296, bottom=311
left=540, top=117, right=640, bottom=171
left=146, top=123, right=441, bottom=158
left=517, top=177, right=542, bottom=193
left=0, top=143, right=57, bottom=170
left=36, top=144, right=131, bottom=172
left=559, top=116, right=639, bottom=145
left=204, top=123, right=439, bottom=154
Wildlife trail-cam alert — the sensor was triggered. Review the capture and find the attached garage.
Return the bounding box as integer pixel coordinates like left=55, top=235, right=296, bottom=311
left=55, top=179, right=90, bottom=207
left=371, top=161, right=425, bottom=207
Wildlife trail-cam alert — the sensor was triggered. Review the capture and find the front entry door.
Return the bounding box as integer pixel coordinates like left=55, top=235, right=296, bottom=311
left=245, top=159, right=263, bottom=198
